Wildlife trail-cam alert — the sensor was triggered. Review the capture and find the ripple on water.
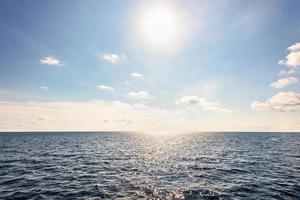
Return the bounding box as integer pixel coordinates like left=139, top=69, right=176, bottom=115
left=0, top=132, right=299, bottom=199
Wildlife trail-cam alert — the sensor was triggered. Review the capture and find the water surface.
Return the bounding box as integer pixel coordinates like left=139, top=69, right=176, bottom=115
left=0, top=132, right=299, bottom=199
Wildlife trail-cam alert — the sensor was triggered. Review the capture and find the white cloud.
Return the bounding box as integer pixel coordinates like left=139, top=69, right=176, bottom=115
left=40, top=86, right=50, bottom=90
left=278, top=59, right=285, bottom=65
left=270, top=77, right=298, bottom=89
left=102, top=53, right=121, bottom=64
left=253, top=43, right=300, bottom=113
left=40, top=56, right=61, bottom=66
left=251, top=92, right=300, bottom=112
left=251, top=101, right=268, bottom=112
left=281, top=51, right=300, bottom=68
left=37, top=115, right=54, bottom=121
left=96, top=85, right=114, bottom=92
left=176, top=96, right=203, bottom=105
left=0, top=99, right=299, bottom=132
left=176, top=95, right=232, bottom=113
left=287, top=42, right=300, bottom=52
left=278, top=69, right=296, bottom=76
left=218, top=108, right=233, bottom=113
left=131, top=72, right=144, bottom=79
left=128, top=91, right=151, bottom=100
left=0, top=100, right=179, bottom=132
left=279, top=43, right=300, bottom=69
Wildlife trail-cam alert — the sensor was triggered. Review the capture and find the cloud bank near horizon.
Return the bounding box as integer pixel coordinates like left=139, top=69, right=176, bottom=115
left=0, top=99, right=299, bottom=132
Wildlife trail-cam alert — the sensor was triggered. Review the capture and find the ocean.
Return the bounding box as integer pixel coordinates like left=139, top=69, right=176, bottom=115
left=0, top=132, right=299, bottom=199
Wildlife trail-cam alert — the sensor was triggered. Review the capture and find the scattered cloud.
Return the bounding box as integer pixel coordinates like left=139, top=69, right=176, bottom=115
left=251, top=101, right=267, bottom=112
left=128, top=91, right=151, bottom=100
left=176, top=95, right=232, bottom=113
left=40, top=56, right=61, bottom=66
left=278, top=60, right=285, bottom=65
left=252, top=43, right=300, bottom=114
left=131, top=72, right=144, bottom=79
left=278, top=51, right=300, bottom=68
left=113, top=118, right=133, bottom=124
left=270, top=77, right=298, bottom=89
left=278, top=69, right=296, bottom=76
left=278, top=42, right=300, bottom=69
left=102, top=53, right=121, bottom=64
left=96, top=85, right=114, bottom=92
left=287, top=43, right=300, bottom=52
left=0, top=99, right=299, bottom=131
left=251, top=92, right=300, bottom=112
left=40, top=86, right=50, bottom=90
left=37, top=115, right=54, bottom=121
left=0, top=100, right=178, bottom=131
left=176, top=96, right=202, bottom=105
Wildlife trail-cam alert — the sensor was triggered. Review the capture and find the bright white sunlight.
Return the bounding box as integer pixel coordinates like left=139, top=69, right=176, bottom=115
left=141, top=6, right=177, bottom=45
left=135, top=2, right=186, bottom=52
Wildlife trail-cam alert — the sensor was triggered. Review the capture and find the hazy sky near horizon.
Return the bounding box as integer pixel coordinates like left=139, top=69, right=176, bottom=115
left=0, top=0, right=300, bottom=132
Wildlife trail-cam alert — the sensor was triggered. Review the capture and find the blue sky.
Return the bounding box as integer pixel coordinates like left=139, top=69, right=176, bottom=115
left=0, top=0, right=299, bottom=131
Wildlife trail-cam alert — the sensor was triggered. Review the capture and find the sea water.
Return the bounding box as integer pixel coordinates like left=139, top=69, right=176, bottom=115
left=0, top=132, right=299, bottom=199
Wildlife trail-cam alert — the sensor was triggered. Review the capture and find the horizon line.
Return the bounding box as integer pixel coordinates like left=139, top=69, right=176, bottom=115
left=0, top=130, right=299, bottom=133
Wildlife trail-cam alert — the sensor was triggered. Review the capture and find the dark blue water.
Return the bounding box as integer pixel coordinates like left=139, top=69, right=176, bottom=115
left=0, top=132, right=299, bottom=199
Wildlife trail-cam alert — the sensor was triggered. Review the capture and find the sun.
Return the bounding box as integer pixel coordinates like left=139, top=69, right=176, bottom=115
left=141, top=7, right=177, bottom=44
left=136, top=3, right=184, bottom=52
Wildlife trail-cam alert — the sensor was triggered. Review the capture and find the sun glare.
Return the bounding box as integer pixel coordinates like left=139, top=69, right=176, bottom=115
left=136, top=3, right=184, bottom=52
left=142, top=7, right=176, bottom=44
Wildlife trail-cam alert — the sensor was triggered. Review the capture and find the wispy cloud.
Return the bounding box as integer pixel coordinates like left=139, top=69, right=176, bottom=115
left=102, top=53, right=121, bottom=64
left=96, top=85, right=114, bottom=92
left=270, top=77, right=298, bottom=89
left=287, top=43, right=300, bottom=52
left=37, top=115, right=55, bottom=121
left=128, top=91, right=151, bottom=100
left=79, top=82, right=92, bottom=86
left=233, top=0, right=279, bottom=36
left=40, top=56, right=61, bottom=66
left=131, top=72, right=144, bottom=79
left=251, top=92, right=300, bottom=112
left=176, top=95, right=232, bottom=113
left=278, top=69, right=296, bottom=76
left=0, top=100, right=178, bottom=131
left=1, top=99, right=299, bottom=132
left=40, top=86, right=50, bottom=90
